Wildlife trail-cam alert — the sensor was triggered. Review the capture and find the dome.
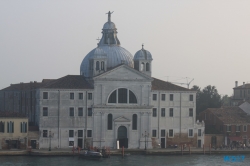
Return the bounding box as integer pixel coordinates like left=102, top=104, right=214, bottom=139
left=89, top=47, right=107, bottom=59
left=103, top=22, right=116, bottom=30
left=80, top=11, right=134, bottom=77
left=134, top=48, right=153, bottom=60
left=80, top=45, right=134, bottom=77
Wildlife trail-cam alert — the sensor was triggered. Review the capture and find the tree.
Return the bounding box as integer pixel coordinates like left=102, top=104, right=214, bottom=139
left=221, top=95, right=231, bottom=106
left=191, top=85, right=221, bottom=117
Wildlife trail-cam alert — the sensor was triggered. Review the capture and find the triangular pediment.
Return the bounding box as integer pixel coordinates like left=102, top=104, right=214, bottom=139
left=93, top=65, right=153, bottom=81
left=113, top=116, right=131, bottom=122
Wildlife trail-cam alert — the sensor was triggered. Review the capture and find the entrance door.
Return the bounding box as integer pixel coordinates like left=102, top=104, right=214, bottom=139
left=11, top=140, right=18, bottom=149
left=31, top=140, right=36, bottom=149
left=198, top=140, right=201, bottom=148
left=161, top=138, right=165, bottom=148
left=211, top=136, right=217, bottom=147
left=78, top=139, right=83, bottom=148
left=118, top=126, right=128, bottom=148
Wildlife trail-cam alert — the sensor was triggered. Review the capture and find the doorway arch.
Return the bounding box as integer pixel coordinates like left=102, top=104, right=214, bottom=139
left=118, top=126, right=128, bottom=148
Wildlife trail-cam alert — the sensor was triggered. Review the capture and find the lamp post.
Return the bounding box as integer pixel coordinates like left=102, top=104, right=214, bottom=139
left=142, top=131, right=149, bottom=150
left=49, top=131, right=52, bottom=151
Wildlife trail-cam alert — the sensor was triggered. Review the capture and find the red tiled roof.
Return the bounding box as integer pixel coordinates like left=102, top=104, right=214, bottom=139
left=0, top=82, right=46, bottom=91
left=151, top=77, right=191, bottom=91
left=42, top=75, right=93, bottom=89
left=0, top=111, right=27, bottom=118
left=204, top=107, right=250, bottom=124
left=1, top=75, right=93, bottom=91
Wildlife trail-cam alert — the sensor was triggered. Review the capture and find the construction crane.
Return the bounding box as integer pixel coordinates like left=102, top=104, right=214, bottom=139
left=166, top=77, right=194, bottom=89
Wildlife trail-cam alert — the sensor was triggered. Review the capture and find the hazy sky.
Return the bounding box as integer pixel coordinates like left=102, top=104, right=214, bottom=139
left=1, top=0, right=250, bottom=96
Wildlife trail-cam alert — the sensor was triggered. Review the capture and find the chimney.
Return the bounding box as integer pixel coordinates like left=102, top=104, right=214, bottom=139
left=235, top=81, right=238, bottom=87
left=243, top=82, right=245, bottom=88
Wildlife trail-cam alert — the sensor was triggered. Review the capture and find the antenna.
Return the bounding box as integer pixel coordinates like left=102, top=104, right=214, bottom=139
left=165, top=76, right=194, bottom=89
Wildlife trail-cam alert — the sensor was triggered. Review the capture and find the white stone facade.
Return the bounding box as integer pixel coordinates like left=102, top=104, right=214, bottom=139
left=37, top=65, right=204, bottom=149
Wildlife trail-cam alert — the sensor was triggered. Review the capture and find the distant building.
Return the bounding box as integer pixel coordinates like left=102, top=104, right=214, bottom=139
left=231, top=81, right=250, bottom=106
left=199, top=107, right=250, bottom=146
left=0, top=112, right=28, bottom=149
left=239, top=101, right=250, bottom=115
left=0, top=12, right=204, bottom=149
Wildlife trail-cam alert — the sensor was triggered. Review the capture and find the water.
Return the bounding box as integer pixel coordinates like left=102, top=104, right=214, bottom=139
left=0, top=154, right=249, bottom=166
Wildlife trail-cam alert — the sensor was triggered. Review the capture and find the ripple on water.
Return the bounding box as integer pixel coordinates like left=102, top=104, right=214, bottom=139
left=0, top=154, right=249, bottom=166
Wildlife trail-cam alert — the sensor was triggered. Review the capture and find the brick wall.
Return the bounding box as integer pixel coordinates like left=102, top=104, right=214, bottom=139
left=167, top=133, right=198, bottom=147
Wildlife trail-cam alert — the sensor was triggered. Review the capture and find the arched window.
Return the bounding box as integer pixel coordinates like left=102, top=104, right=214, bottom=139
left=108, top=90, right=116, bottom=103
left=96, top=61, right=100, bottom=70
left=108, top=88, right=137, bottom=104
left=129, top=90, right=137, bottom=103
left=132, top=114, right=137, bottom=130
left=146, top=63, right=150, bottom=71
left=108, top=114, right=113, bottom=130
left=101, top=61, right=104, bottom=70
left=118, top=88, right=127, bottom=103
left=141, top=62, right=145, bottom=71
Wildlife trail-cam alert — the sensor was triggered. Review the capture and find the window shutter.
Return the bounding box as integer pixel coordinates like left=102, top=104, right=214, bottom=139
left=25, top=122, right=27, bottom=133
left=12, top=122, right=14, bottom=133
left=20, top=122, right=22, bottom=133
left=7, top=122, right=9, bottom=133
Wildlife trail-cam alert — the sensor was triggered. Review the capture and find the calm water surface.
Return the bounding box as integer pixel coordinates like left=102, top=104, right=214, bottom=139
left=0, top=154, right=249, bottom=166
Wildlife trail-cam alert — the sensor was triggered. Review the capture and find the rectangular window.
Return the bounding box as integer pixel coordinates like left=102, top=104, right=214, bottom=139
left=78, top=108, right=83, bottom=116
left=161, top=108, right=165, bottom=117
left=189, top=108, right=193, bottom=117
left=79, top=93, right=83, bottom=100
left=153, top=94, right=157, bottom=101
left=189, top=94, right=193, bottom=101
left=169, top=108, right=173, bottom=117
left=7, top=121, right=14, bottom=133
left=69, top=107, right=74, bottom=116
left=69, top=130, right=74, bottom=137
left=161, top=94, right=165, bottom=101
left=43, top=92, right=48, bottom=99
left=20, top=122, right=27, bottom=133
left=244, top=125, right=247, bottom=132
left=87, top=130, right=92, bottom=137
left=152, top=108, right=157, bottom=117
left=78, top=130, right=83, bottom=137
left=69, top=141, right=74, bottom=146
left=198, top=129, right=202, bottom=136
left=43, top=107, right=48, bottom=116
left=170, top=94, right=174, bottom=101
left=169, top=129, right=173, bottom=137
left=227, top=125, right=231, bottom=132
left=188, top=129, right=193, bottom=137
left=70, top=93, right=74, bottom=100
left=88, top=93, right=92, bottom=100
left=236, top=125, right=240, bottom=132
left=161, top=130, right=165, bottom=137
left=43, top=130, right=48, bottom=137
left=152, top=130, right=157, bottom=137
left=88, top=108, right=92, bottom=116
left=0, top=121, right=5, bottom=133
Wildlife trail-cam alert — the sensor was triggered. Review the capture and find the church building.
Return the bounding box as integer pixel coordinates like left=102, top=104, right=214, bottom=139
left=0, top=12, right=204, bottom=149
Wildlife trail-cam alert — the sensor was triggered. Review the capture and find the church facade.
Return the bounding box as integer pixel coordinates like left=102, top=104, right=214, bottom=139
left=0, top=13, right=204, bottom=149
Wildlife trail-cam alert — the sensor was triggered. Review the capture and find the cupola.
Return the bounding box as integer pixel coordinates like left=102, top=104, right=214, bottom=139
left=134, top=45, right=153, bottom=76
